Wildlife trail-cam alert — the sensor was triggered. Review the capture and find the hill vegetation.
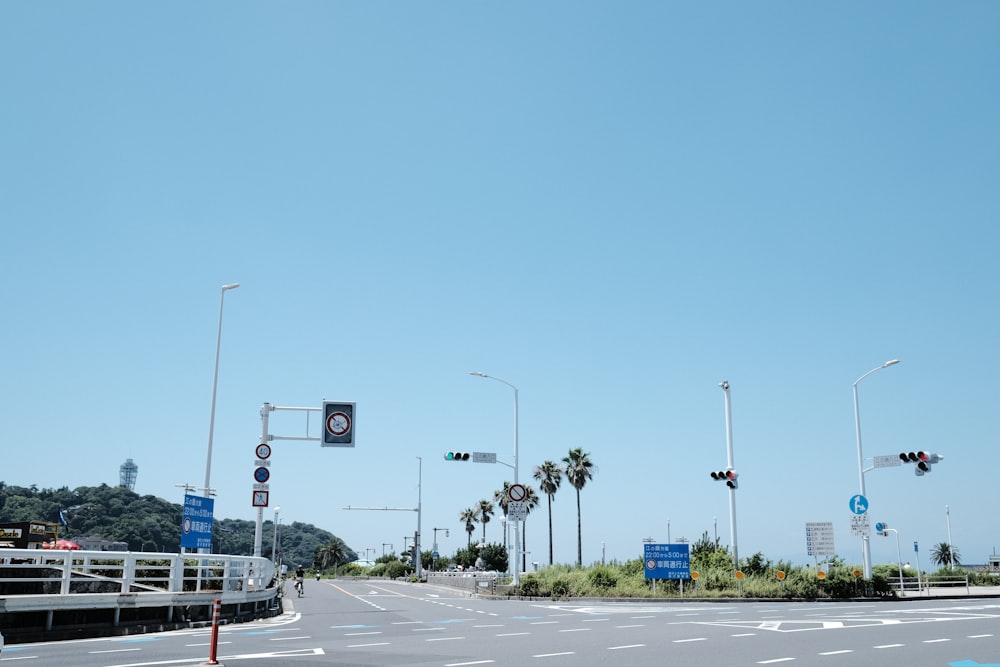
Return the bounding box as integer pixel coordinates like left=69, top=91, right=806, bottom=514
left=0, top=482, right=353, bottom=570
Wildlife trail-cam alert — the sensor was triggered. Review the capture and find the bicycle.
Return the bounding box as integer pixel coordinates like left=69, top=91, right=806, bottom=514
left=294, top=578, right=304, bottom=597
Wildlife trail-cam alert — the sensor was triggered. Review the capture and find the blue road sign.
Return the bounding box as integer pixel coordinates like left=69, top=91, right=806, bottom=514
left=644, top=543, right=690, bottom=580
left=875, top=522, right=885, bottom=532
left=849, top=494, right=868, bottom=515
left=180, top=494, right=214, bottom=550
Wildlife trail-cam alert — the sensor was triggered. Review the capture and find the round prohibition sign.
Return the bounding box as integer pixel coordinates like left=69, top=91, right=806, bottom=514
left=645, top=558, right=657, bottom=570
left=256, top=443, right=272, bottom=459
left=326, top=411, right=351, bottom=436
left=507, top=484, right=527, bottom=502
left=254, top=467, right=270, bottom=483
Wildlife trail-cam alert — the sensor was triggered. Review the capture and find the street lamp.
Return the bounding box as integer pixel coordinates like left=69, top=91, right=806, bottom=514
left=853, top=359, right=900, bottom=579
left=470, top=371, right=520, bottom=585
left=271, top=506, right=281, bottom=567
left=202, top=283, right=240, bottom=502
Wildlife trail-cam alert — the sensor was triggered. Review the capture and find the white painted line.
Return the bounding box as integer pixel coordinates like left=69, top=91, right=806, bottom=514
left=874, top=644, right=904, bottom=649
left=445, top=661, right=495, bottom=666
left=88, top=649, right=142, bottom=654
left=392, top=621, right=422, bottom=625
left=533, top=652, right=575, bottom=658
left=474, top=624, right=505, bottom=628
left=615, top=624, right=645, bottom=628
left=531, top=621, right=559, bottom=625
left=969, top=634, right=994, bottom=638
left=583, top=618, right=609, bottom=622
left=269, top=635, right=311, bottom=641
left=497, top=632, right=531, bottom=637
left=344, top=631, right=382, bottom=636
left=923, top=638, right=950, bottom=643
left=608, top=644, right=645, bottom=650
left=558, top=628, right=590, bottom=633
left=347, top=642, right=390, bottom=648
left=758, top=659, right=795, bottom=664
left=426, top=637, right=464, bottom=642
left=631, top=615, right=655, bottom=619
left=819, top=650, right=852, bottom=655
left=412, top=627, right=446, bottom=632
left=732, top=633, right=756, bottom=637
left=673, top=638, right=707, bottom=643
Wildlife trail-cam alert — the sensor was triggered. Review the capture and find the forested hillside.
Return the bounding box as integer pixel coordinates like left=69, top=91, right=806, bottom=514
left=0, top=482, right=353, bottom=569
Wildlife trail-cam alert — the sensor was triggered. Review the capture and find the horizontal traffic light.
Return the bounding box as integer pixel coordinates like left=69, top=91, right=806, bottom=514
left=444, top=452, right=470, bottom=461
left=899, top=451, right=943, bottom=476
left=710, top=470, right=738, bottom=488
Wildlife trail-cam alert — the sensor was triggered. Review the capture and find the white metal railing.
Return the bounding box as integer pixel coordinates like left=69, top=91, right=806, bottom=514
left=0, top=548, right=275, bottom=612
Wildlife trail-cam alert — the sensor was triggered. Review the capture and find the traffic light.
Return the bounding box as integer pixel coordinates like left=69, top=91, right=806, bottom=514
left=899, top=451, right=943, bottom=476
left=445, top=452, right=470, bottom=461
left=710, top=469, right=738, bottom=489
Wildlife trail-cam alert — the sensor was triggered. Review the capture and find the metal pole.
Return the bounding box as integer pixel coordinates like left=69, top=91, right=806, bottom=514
left=946, top=505, right=955, bottom=570
left=853, top=360, right=900, bottom=579
left=203, top=283, right=239, bottom=503
left=470, top=372, right=520, bottom=585
left=254, top=403, right=271, bottom=557
left=720, top=381, right=738, bottom=569
left=416, top=456, right=422, bottom=580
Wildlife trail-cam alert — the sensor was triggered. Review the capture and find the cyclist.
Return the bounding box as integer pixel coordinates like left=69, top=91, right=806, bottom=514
left=294, top=565, right=305, bottom=597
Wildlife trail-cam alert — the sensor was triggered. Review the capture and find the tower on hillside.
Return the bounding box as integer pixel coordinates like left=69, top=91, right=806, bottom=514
left=119, top=458, right=138, bottom=491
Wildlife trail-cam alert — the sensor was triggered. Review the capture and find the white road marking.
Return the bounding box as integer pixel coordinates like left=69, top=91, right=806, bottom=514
left=758, top=659, right=795, bottom=664
left=533, top=652, right=575, bottom=658
left=608, top=644, right=645, bottom=650
left=819, top=650, right=852, bottom=655
left=673, top=638, right=707, bottom=643
left=874, top=644, right=904, bottom=648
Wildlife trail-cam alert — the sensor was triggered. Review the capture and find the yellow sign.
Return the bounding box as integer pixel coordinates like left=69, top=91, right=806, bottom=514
left=817, top=570, right=827, bottom=580
left=735, top=570, right=744, bottom=580
left=776, top=570, right=786, bottom=581
left=690, top=570, right=700, bottom=580
left=0, top=528, right=22, bottom=539
left=852, top=569, right=863, bottom=578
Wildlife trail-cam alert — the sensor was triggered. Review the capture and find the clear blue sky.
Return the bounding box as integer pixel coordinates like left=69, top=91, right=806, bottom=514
left=3, top=2, right=997, bottom=570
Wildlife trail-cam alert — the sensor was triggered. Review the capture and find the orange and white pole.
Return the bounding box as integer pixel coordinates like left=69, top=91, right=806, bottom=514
left=206, top=598, right=221, bottom=665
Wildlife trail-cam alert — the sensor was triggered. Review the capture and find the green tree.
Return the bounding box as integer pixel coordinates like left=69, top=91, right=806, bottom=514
left=519, top=484, right=539, bottom=572
left=315, top=536, right=351, bottom=572
left=930, top=542, right=961, bottom=567
left=562, top=448, right=595, bottom=567
left=493, top=484, right=511, bottom=549
left=460, top=507, right=477, bottom=546
left=533, top=460, right=563, bottom=565
left=477, top=499, right=495, bottom=543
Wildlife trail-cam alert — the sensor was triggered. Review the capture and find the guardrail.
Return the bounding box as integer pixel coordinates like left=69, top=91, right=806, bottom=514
left=0, top=548, right=278, bottom=639
left=889, top=574, right=971, bottom=595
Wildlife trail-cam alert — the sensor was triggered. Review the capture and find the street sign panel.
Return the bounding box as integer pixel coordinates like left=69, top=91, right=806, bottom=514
left=472, top=452, right=497, bottom=464
left=874, top=454, right=902, bottom=468
left=180, top=494, right=214, bottom=550
left=805, top=522, right=835, bottom=557
left=643, top=543, right=691, bottom=580
left=850, top=514, right=871, bottom=537
left=849, top=494, right=868, bottom=515
left=508, top=501, right=527, bottom=520
left=322, top=401, right=356, bottom=447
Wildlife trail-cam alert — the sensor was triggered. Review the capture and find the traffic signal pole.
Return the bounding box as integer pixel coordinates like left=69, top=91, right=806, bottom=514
left=720, top=381, right=739, bottom=569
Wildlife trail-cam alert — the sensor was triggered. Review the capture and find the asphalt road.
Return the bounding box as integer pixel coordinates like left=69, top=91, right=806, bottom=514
left=3, top=579, right=999, bottom=667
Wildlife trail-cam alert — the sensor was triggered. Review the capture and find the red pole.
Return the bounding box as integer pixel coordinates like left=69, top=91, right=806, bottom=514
left=206, top=598, right=221, bottom=665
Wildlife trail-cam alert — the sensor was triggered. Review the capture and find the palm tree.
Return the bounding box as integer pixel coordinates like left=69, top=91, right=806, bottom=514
left=562, top=448, right=595, bottom=567
left=493, top=483, right=511, bottom=549
left=520, top=484, right=539, bottom=571
left=315, top=536, right=350, bottom=572
left=477, top=499, right=495, bottom=543
left=460, top=508, right=477, bottom=546
left=930, top=542, right=961, bottom=567
left=533, top=460, right=563, bottom=565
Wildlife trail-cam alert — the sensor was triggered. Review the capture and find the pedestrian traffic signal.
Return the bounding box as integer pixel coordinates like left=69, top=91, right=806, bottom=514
left=445, top=452, right=470, bottom=461
left=899, top=451, right=943, bottom=476
left=710, top=469, right=738, bottom=488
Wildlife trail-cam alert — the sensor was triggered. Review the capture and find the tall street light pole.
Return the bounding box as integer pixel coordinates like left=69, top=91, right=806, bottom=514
left=470, top=371, right=520, bottom=586
left=719, top=381, right=739, bottom=569
left=202, top=282, right=239, bottom=553
left=271, top=506, right=281, bottom=566
left=853, top=359, right=900, bottom=579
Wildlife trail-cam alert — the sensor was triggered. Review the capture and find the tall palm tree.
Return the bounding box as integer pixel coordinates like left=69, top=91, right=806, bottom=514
left=562, top=448, right=595, bottom=567
left=493, top=483, right=511, bottom=549
left=930, top=542, right=961, bottom=567
left=520, top=484, right=540, bottom=571
left=315, top=536, right=350, bottom=572
left=460, top=508, right=477, bottom=546
left=477, top=499, right=495, bottom=543
left=533, top=460, right=563, bottom=565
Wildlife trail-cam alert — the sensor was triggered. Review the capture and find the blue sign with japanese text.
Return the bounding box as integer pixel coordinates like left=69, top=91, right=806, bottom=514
left=644, top=543, right=691, bottom=580
left=180, top=494, right=214, bottom=550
